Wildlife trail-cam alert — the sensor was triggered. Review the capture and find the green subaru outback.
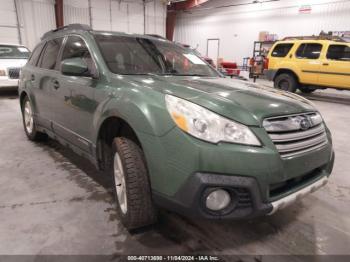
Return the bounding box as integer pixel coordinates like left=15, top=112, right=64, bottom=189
left=19, top=24, right=334, bottom=230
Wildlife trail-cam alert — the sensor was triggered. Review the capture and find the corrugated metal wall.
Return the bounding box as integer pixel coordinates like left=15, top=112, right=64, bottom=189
left=174, top=0, right=350, bottom=64
left=0, top=0, right=166, bottom=50
left=0, top=0, right=21, bottom=44
left=63, top=0, right=166, bottom=35
left=17, top=0, right=56, bottom=50
left=0, top=0, right=56, bottom=50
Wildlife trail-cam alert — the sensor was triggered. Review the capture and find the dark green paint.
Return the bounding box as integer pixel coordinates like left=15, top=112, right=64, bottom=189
left=19, top=28, right=333, bottom=202
left=61, top=57, right=89, bottom=76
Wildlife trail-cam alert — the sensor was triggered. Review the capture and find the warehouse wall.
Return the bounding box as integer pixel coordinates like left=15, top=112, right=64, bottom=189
left=0, top=0, right=56, bottom=50
left=0, top=0, right=20, bottom=44
left=0, top=0, right=166, bottom=50
left=63, top=0, right=166, bottom=35
left=174, top=0, right=350, bottom=65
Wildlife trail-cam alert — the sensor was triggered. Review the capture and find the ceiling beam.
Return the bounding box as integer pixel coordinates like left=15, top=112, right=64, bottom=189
left=169, top=0, right=210, bottom=10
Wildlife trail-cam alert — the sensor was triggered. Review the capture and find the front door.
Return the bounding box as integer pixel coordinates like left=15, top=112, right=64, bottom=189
left=51, top=35, right=99, bottom=153
left=318, top=43, right=350, bottom=89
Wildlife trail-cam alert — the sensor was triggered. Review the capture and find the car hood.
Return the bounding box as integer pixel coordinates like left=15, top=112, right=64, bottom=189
left=0, top=59, right=27, bottom=69
left=121, top=75, right=316, bottom=126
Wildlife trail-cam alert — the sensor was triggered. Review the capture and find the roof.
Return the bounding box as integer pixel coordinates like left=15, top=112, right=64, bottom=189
left=41, top=23, right=170, bottom=43
left=275, top=39, right=350, bottom=45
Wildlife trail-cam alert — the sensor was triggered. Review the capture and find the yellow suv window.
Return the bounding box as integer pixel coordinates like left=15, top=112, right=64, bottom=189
left=296, top=43, right=322, bottom=59
left=271, top=43, right=294, bottom=57
left=327, top=45, right=350, bottom=61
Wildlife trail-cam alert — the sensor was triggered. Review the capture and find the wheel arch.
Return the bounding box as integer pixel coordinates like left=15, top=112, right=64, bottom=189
left=274, top=68, right=300, bottom=83
left=19, top=91, right=29, bottom=109
left=95, top=115, right=143, bottom=171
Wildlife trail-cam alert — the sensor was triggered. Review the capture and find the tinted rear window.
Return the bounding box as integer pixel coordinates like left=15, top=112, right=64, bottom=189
left=327, top=45, right=350, bottom=61
left=296, top=43, right=322, bottom=59
left=28, top=43, right=44, bottom=66
left=271, top=44, right=294, bottom=57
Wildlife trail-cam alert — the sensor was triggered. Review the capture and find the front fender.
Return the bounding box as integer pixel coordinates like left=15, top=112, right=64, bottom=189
left=92, top=87, right=175, bottom=145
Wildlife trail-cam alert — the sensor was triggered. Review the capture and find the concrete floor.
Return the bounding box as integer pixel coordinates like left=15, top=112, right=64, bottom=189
left=0, top=85, right=350, bottom=258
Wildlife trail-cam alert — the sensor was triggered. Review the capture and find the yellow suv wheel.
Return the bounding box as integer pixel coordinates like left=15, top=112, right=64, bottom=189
left=274, top=73, right=299, bottom=93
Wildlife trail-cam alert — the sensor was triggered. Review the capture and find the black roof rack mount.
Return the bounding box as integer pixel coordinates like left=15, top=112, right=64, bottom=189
left=282, top=35, right=346, bottom=42
left=41, top=24, right=92, bottom=40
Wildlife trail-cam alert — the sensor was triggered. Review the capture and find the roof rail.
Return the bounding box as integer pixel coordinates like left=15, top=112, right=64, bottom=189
left=282, top=35, right=346, bottom=42
left=145, top=34, right=167, bottom=40
left=41, top=24, right=92, bottom=40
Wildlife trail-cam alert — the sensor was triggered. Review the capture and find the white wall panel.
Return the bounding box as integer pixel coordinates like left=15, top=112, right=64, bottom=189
left=90, top=0, right=166, bottom=35
left=16, top=0, right=56, bottom=50
left=64, top=0, right=90, bottom=26
left=0, top=0, right=19, bottom=44
left=174, top=0, right=350, bottom=64
left=145, top=0, right=166, bottom=36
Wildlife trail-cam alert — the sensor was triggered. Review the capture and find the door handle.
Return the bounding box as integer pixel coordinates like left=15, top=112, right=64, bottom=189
left=31, top=74, right=35, bottom=81
left=52, top=80, right=60, bottom=90
left=322, top=63, right=329, bottom=66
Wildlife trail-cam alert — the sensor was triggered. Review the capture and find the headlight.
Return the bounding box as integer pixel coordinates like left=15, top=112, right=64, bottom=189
left=0, top=69, right=6, bottom=76
left=165, top=94, right=261, bottom=146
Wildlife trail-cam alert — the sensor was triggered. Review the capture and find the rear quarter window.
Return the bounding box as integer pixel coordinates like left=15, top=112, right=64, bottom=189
left=28, top=43, right=45, bottom=66
left=271, top=43, right=294, bottom=57
left=326, top=45, right=350, bottom=61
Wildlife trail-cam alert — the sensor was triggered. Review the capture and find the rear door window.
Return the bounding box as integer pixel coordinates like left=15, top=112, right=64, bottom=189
left=28, top=43, right=45, bottom=66
left=39, top=38, right=63, bottom=70
left=271, top=43, right=294, bottom=57
left=326, top=45, right=350, bottom=61
left=296, top=43, right=322, bottom=59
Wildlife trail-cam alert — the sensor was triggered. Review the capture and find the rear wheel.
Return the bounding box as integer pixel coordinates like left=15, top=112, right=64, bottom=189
left=111, top=137, right=157, bottom=231
left=21, top=96, right=47, bottom=141
left=274, top=73, right=299, bottom=93
left=299, top=86, right=316, bottom=93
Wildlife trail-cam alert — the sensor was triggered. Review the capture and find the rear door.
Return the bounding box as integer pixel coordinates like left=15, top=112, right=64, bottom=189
left=20, top=41, right=45, bottom=120
left=318, top=43, right=350, bottom=89
left=293, top=43, right=323, bottom=85
left=51, top=35, right=98, bottom=153
left=34, top=37, right=64, bottom=128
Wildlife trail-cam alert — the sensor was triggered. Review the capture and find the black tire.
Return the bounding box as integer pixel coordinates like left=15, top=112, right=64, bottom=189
left=21, top=96, right=47, bottom=141
left=111, top=137, right=157, bottom=230
left=299, top=86, right=316, bottom=94
left=274, top=73, right=299, bottom=93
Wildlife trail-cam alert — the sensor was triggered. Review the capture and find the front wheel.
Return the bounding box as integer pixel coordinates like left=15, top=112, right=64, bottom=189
left=274, top=73, right=299, bottom=93
left=112, top=137, right=157, bottom=230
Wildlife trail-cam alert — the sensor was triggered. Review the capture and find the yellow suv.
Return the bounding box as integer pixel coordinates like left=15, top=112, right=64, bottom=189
left=265, top=38, right=350, bottom=93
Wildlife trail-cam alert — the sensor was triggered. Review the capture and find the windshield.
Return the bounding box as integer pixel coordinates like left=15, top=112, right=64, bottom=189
left=95, top=34, right=219, bottom=77
left=0, top=45, right=30, bottom=59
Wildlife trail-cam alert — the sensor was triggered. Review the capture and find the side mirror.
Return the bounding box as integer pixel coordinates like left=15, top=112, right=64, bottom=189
left=61, top=57, right=89, bottom=77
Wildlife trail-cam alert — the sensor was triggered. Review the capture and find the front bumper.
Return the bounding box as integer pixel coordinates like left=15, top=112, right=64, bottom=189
left=139, top=121, right=334, bottom=219
left=153, top=150, right=333, bottom=219
left=0, top=77, right=19, bottom=88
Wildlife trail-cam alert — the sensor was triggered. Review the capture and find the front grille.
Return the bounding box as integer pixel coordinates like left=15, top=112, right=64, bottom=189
left=263, top=112, right=328, bottom=158
left=269, top=167, right=324, bottom=199
left=8, top=68, right=20, bottom=79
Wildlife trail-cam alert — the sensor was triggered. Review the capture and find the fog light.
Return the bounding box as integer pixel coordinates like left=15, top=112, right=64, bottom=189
left=205, top=189, right=231, bottom=211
